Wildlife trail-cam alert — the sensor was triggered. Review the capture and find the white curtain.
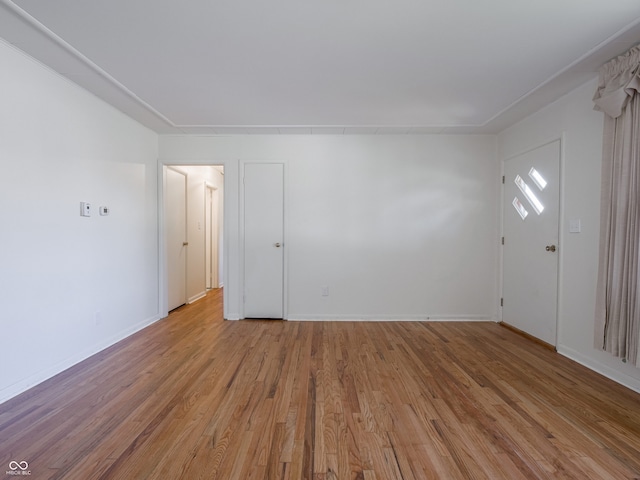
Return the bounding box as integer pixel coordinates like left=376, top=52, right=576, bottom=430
left=593, top=45, right=640, bottom=366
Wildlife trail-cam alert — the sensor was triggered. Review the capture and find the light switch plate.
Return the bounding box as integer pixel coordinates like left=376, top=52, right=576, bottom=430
left=569, top=218, right=581, bottom=233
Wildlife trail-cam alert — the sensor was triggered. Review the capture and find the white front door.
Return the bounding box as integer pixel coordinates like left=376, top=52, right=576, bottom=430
left=243, top=163, right=284, bottom=318
left=167, top=167, right=187, bottom=311
left=503, top=140, right=560, bottom=345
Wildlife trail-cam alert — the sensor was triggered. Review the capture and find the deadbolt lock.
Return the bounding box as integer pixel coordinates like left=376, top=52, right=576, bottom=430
left=545, top=245, right=556, bottom=252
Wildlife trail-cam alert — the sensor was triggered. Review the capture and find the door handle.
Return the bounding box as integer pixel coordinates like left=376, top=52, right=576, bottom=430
left=545, top=245, right=556, bottom=252
left=183, top=242, right=189, bottom=246
left=274, top=243, right=281, bottom=248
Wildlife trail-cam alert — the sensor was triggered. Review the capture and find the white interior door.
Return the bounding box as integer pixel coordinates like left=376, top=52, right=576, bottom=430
left=205, top=185, right=219, bottom=290
left=167, top=168, right=187, bottom=311
left=205, top=186, right=212, bottom=290
left=503, top=140, right=560, bottom=345
left=243, top=163, right=284, bottom=318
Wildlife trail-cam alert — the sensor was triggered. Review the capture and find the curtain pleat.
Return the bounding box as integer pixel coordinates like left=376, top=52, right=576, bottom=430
left=593, top=45, right=640, bottom=366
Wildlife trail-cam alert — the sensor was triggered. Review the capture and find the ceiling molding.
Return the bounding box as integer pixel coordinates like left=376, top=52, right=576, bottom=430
left=2, top=0, right=640, bottom=135
left=0, top=0, right=176, bottom=130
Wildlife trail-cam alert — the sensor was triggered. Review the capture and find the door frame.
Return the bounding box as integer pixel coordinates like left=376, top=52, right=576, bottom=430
left=159, top=163, right=228, bottom=319
left=239, top=160, right=288, bottom=320
left=500, top=134, right=565, bottom=347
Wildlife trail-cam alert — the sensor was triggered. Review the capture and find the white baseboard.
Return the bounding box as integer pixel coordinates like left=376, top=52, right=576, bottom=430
left=188, top=291, right=207, bottom=304
left=0, top=313, right=162, bottom=406
left=557, top=345, right=640, bottom=394
left=286, top=314, right=494, bottom=322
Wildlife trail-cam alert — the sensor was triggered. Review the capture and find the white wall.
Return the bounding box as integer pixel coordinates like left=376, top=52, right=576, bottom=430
left=0, top=41, right=160, bottom=404
left=498, top=79, right=640, bottom=392
left=4, top=34, right=636, bottom=405
left=169, top=165, right=224, bottom=303
left=159, top=134, right=500, bottom=321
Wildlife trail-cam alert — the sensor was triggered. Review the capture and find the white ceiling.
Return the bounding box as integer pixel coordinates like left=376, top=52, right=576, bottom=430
left=2, top=0, right=640, bottom=134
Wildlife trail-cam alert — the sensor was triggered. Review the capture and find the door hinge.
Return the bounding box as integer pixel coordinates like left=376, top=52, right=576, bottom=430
left=502, top=175, right=505, bottom=184
left=501, top=236, right=504, bottom=245
left=500, top=298, right=504, bottom=307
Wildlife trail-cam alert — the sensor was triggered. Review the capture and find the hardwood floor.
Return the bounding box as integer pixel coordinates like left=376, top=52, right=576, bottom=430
left=2, top=289, right=640, bottom=479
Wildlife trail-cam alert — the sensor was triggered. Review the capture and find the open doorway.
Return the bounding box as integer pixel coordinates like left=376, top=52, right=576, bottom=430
left=163, top=164, right=224, bottom=314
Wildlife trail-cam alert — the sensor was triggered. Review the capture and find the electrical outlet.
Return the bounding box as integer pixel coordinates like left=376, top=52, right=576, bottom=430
left=569, top=218, right=581, bottom=233
left=99, top=206, right=110, bottom=216
left=321, top=286, right=329, bottom=297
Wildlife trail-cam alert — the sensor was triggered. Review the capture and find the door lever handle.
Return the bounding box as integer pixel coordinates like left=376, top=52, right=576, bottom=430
left=545, top=245, right=556, bottom=252
left=183, top=242, right=189, bottom=246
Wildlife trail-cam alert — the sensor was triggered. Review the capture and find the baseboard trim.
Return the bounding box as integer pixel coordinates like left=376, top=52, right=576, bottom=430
left=188, top=292, right=207, bottom=304
left=0, top=313, right=163, bottom=406
left=288, top=314, right=494, bottom=322
left=557, top=345, right=640, bottom=394
left=499, top=321, right=556, bottom=351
